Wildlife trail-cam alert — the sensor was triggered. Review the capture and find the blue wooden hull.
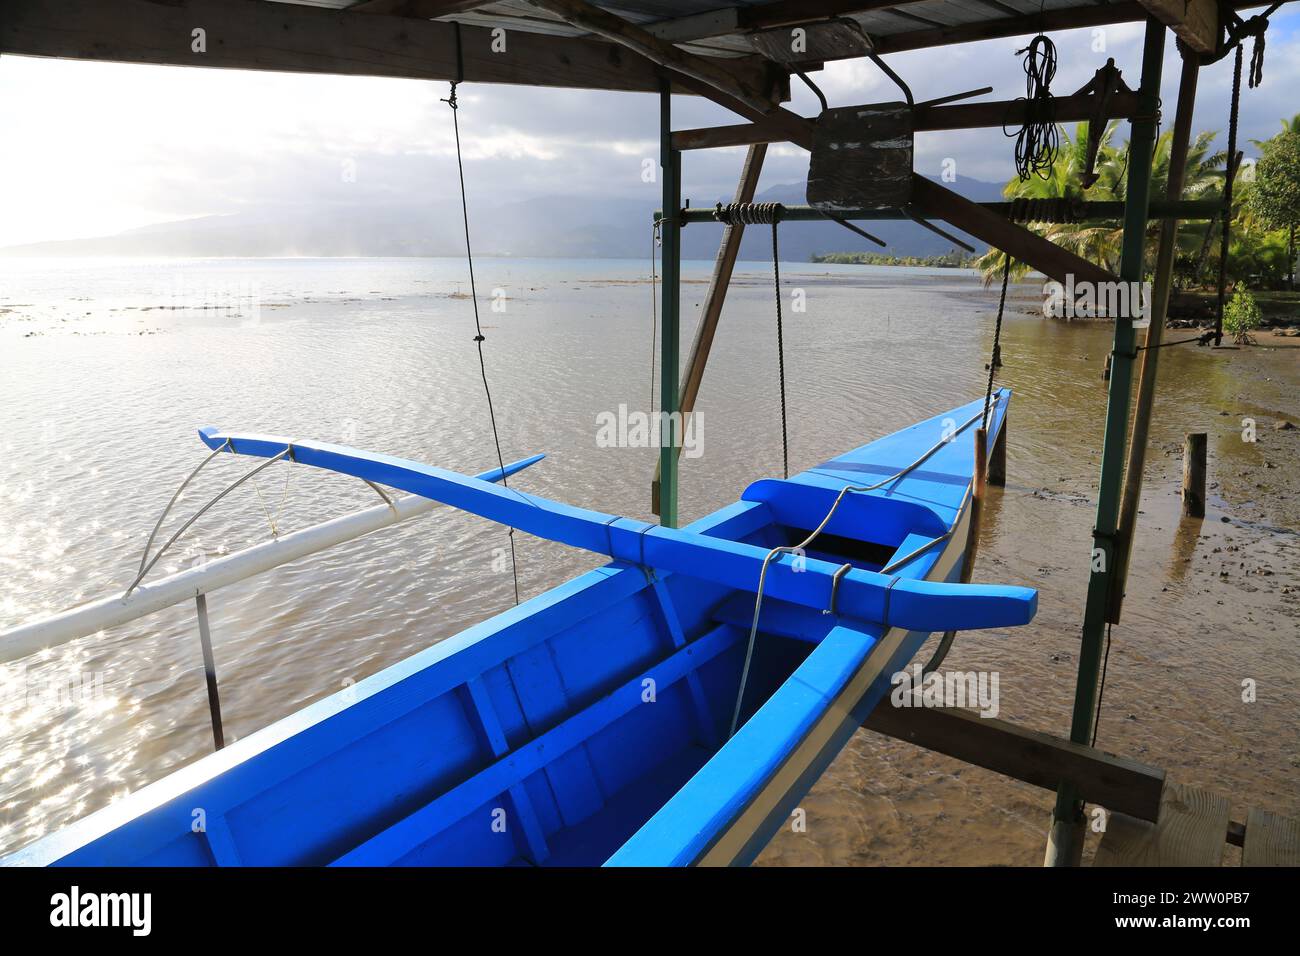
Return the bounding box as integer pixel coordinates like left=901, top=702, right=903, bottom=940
left=5, top=391, right=1013, bottom=867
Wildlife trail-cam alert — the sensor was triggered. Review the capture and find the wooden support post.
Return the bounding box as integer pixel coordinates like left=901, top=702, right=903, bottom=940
left=1047, top=16, right=1165, bottom=868
left=968, top=428, right=989, bottom=569
left=194, top=594, right=226, bottom=751
left=658, top=83, right=682, bottom=529
left=1182, top=432, right=1207, bottom=518
left=1108, top=53, right=1200, bottom=623
left=988, top=419, right=1007, bottom=487
left=652, top=143, right=767, bottom=516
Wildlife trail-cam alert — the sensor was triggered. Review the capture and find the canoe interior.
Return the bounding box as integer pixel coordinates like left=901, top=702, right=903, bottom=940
left=6, top=391, right=1008, bottom=868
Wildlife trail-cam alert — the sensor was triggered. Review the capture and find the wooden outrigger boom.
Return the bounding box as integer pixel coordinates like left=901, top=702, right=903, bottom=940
left=196, top=419, right=1037, bottom=634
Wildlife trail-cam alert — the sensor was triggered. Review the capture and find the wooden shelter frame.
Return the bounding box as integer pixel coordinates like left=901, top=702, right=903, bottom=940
left=0, top=0, right=1282, bottom=865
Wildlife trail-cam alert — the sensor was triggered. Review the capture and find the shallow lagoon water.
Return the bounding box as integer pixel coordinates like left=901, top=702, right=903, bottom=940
left=1, top=257, right=1296, bottom=863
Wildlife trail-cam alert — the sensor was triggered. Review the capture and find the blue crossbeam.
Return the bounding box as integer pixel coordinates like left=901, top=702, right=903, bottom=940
left=198, top=427, right=1037, bottom=632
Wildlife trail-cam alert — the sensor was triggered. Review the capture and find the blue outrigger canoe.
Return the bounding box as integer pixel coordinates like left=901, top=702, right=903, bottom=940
left=6, top=389, right=1030, bottom=867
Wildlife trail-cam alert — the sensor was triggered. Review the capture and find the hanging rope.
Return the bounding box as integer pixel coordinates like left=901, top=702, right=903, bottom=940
left=1206, top=4, right=1278, bottom=83
left=982, top=255, right=1011, bottom=431
left=772, top=220, right=789, bottom=480
left=1091, top=622, right=1113, bottom=747
left=1214, top=43, right=1244, bottom=347
left=1005, top=34, right=1060, bottom=182
left=923, top=254, right=1012, bottom=677
left=1247, top=24, right=1266, bottom=88
left=442, top=52, right=521, bottom=605
left=728, top=407, right=990, bottom=737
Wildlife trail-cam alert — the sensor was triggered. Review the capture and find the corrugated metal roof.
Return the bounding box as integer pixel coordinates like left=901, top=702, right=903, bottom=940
left=283, top=1, right=1119, bottom=59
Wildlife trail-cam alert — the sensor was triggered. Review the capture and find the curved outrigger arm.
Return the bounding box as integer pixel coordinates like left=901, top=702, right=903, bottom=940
left=198, top=428, right=1038, bottom=633
left=126, top=432, right=543, bottom=598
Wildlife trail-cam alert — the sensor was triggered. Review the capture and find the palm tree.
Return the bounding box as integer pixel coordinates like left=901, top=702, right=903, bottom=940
left=976, top=122, right=1226, bottom=287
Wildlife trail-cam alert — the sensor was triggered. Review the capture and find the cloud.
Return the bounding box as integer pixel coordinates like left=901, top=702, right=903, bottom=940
left=1, top=8, right=1297, bottom=248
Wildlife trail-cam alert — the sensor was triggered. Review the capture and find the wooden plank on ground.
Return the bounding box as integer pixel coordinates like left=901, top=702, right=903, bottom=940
left=1094, top=782, right=1230, bottom=866
left=1242, top=807, right=1300, bottom=867
left=863, top=700, right=1165, bottom=821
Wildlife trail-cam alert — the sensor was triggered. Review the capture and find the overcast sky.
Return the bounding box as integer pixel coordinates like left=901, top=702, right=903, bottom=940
left=0, top=11, right=1296, bottom=248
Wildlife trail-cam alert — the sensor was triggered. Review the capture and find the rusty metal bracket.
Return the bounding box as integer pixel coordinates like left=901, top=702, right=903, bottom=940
left=1073, top=59, right=1136, bottom=188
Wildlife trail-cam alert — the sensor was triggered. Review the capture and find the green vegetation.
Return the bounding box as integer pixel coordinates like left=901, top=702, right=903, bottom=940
left=1224, top=285, right=1262, bottom=343
left=971, top=117, right=1300, bottom=304
left=1245, top=126, right=1300, bottom=290
left=811, top=250, right=979, bottom=268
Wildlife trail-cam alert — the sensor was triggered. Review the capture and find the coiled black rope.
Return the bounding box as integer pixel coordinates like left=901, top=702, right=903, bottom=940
left=443, top=68, right=521, bottom=605
left=1007, top=197, right=1083, bottom=224
left=713, top=201, right=783, bottom=226
left=1005, top=34, right=1060, bottom=182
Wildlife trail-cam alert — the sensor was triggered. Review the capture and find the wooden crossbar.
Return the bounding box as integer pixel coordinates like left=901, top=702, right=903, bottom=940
left=863, top=700, right=1166, bottom=822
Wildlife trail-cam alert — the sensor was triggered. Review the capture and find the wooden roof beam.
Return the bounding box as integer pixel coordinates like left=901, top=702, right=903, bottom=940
left=0, top=0, right=770, bottom=96
left=647, top=1, right=925, bottom=44
left=346, top=0, right=495, bottom=16
left=1137, top=0, right=1219, bottom=53
left=522, top=0, right=781, bottom=112
left=670, top=71, right=1120, bottom=287
left=873, top=1, right=1264, bottom=56
left=647, top=0, right=1237, bottom=55
left=673, top=88, right=1145, bottom=149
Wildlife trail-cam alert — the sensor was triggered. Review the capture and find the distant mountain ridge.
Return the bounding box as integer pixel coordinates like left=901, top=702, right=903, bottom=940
left=1, top=177, right=1004, bottom=260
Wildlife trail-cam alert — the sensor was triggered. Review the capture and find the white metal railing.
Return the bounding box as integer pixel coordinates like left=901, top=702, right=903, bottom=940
left=0, top=493, right=439, bottom=747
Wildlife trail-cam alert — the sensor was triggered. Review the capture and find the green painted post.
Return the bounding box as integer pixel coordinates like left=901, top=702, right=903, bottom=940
left=658, top=82, right=682, bottom=529
left=1046, top=17, right=1165, bottom=866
